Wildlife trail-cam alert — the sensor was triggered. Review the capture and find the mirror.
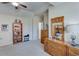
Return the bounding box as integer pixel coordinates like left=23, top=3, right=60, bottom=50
left=65, top=24, right=79, bottom=45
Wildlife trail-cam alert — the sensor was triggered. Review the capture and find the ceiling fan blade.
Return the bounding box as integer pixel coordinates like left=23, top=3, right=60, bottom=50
left=2, top=2, right=9, bottom=4
left=19, top=4, right=27, bottom=8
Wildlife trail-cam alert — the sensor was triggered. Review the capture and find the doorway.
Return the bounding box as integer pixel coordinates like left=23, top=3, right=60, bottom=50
left=38, top=22, right=43, bottom=41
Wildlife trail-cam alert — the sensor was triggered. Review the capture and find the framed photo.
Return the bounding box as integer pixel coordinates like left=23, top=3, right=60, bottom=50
left=1, top=24, right=8, bottom=31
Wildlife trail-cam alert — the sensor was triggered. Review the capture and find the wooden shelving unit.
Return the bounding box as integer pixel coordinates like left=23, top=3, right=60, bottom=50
left=12, top=20, right=23, bottom=44
left=41, top=29, right=48, bottom=44
left=51, top=16, right=64, bottom=41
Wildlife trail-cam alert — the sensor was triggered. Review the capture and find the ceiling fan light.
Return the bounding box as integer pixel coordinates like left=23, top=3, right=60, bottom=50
left=12, top=2, right=19, bottom=6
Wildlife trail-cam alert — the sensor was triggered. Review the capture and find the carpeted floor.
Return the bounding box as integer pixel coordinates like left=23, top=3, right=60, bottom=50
left=0, top=40, right=50, bottom=56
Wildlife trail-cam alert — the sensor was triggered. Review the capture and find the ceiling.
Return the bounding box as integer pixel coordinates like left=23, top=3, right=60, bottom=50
left=0, top=2, right=63, bottom=16
left=49, top=2, right=64, bottom=7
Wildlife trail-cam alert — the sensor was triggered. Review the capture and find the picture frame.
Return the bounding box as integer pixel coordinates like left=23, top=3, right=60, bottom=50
left=1, top=24, right=8, bottom=31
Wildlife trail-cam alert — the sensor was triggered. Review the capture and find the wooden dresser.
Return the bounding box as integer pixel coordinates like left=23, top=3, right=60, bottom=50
left=44, top=38, right=79, bottom=56
left=44, top=39, right=67, bottom=56
left=41, top=30, right=48, bottom=44
left=68, top=45, right=79, bottom=56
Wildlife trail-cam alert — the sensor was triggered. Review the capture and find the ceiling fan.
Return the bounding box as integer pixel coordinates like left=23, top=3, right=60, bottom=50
left=2, top=2, right=27, bottom=9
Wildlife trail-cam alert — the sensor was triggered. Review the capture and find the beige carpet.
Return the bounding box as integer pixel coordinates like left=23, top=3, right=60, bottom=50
left=0, top=40, right=49, bottom=56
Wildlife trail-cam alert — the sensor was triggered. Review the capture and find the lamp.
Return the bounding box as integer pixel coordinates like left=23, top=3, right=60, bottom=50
left=12, top=2, right=19, bottom=6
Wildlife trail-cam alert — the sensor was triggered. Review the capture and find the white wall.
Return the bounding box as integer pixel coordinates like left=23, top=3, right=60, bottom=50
left=32, top=14, right=49, bottom=40
left=43, top=11, right=48, bottom=30
left=0, top=13, right=33, bottom=46
left=48, top=6, right=54, bottom=39
left=32, top=16, right=42, bottom=40
left=48, top=2, right=79, bottom=43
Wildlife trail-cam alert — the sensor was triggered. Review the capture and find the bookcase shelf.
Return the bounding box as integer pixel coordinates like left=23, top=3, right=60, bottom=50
left=12, top=20, right=23, bottom=44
